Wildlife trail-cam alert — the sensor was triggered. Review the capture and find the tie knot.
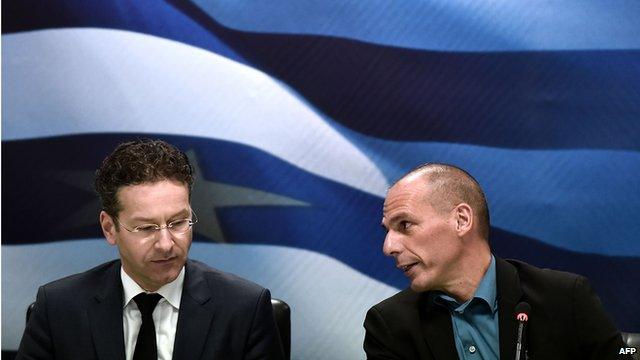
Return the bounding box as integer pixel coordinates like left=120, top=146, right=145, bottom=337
left=133, top=293, right=162, bottom=316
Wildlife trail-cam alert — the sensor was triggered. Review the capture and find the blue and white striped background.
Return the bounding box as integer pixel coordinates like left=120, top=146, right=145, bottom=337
left=3, top=1, right=639, bottom=358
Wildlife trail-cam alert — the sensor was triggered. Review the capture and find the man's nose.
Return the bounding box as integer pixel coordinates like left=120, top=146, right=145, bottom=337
left=154, top=228, right=174, bottom=252
left=382, top=232, right=403, bottom=257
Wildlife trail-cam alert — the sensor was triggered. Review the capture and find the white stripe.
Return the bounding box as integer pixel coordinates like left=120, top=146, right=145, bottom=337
left=2, top=28, right=389, bottom=196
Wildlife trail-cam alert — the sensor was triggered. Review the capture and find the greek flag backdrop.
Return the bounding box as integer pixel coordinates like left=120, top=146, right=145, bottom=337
left=2, top=1, right=640, bottom=358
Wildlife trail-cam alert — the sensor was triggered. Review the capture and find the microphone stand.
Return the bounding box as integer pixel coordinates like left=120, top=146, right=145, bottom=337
left=515, top=320, right=526, bottom=360
left=514, top=302, right=530, bottom=360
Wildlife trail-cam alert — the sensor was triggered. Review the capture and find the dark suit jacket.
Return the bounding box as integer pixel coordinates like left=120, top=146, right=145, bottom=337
left=16, top=259, right=285, bottom=360
left=364, top=257, right=630, bottom=360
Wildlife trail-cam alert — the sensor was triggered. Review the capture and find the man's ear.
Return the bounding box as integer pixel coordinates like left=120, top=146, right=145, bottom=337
left=100, top=211, right=118, bottom=245
left=453, top=203, right=473, bottom=236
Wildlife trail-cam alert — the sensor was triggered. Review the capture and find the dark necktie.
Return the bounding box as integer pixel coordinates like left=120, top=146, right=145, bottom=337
left=133, top=293, right=163, bottom=360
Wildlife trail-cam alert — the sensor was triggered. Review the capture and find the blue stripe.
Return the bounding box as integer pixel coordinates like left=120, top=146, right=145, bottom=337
left=207, top=33, right=640, bottom=149
left=5, top=134, right=640, bottom=255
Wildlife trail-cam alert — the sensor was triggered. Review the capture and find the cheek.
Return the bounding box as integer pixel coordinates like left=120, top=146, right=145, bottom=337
left=409, top=227, right=451, bottom=260
left=123, top=242, right=153, bottom=261
left=174, top=237, right=192, bottom=253
left=406, top=240, right=432, bottom=263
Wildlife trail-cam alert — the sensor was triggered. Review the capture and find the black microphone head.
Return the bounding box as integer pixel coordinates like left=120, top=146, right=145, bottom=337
left=514, top=301, right=531, bottom=322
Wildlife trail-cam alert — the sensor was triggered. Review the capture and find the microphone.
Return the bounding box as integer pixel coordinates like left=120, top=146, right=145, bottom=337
left=514, top=302, right=531, bottom=360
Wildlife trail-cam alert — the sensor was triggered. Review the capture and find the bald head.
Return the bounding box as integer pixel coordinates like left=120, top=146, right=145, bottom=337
left=395, top=163, right=490, bottom=240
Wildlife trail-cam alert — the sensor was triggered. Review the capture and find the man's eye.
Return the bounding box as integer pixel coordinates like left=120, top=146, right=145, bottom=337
left=400, top=221, right=412, bottom=230
left=169, top=219, right=189, bottom=229
left=136, top=225, right=158, bottom=233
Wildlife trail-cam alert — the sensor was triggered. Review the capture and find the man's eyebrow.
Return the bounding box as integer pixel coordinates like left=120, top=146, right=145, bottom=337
left=386, top=212, right=411, bottom=224
left=169, top=209, right=191, bottom=219
left=381, top=212, right=412, bottom=229
left=129, top=209, right=191, bottom=223
left=129, top=216, right=156, bottom=223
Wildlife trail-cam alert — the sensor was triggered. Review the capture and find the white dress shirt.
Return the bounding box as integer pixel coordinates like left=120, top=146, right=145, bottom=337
left=121, top=267, right=184, bottom=360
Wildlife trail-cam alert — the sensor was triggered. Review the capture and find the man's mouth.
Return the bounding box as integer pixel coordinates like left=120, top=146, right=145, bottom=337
left=398, top=263, right=418, bottom=273
left=152, top=257, right=176, bottom=264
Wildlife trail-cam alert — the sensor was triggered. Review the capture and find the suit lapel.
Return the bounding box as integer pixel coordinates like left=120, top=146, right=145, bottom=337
left=420, top=294, right=459, bottom=360
left=172, top=260, right=216, bottom=360
left=496, top=257, right=524, bottom=360
left=87, top=262, right=126, bottom=360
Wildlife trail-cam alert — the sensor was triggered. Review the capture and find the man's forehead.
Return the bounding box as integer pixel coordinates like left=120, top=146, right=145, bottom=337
left=117, top=180, right=190, bottom=215
left=387, top=173, right=432, bottom=198
left=385, top=180, right=426, bottom=211
left=384, top=174, right=441, bottom=211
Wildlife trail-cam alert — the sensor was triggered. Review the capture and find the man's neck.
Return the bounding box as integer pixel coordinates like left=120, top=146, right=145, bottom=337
left=443, top=247, right=492, bottom=303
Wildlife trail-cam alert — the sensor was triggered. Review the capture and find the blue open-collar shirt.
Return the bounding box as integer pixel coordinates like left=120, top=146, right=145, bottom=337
left=430, top=255, right=499, bottom=360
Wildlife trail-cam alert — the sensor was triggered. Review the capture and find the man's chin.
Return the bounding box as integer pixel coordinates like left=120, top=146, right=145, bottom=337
left=409, top=278, right=432, bottom=293
left=150, top=267, right=182, bottom=286
left=160, top=268, right=182, bottom=283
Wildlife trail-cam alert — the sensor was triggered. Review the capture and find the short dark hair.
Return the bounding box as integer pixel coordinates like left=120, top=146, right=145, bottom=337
left=94, top=139, right=194, bottom=217
left=402, top=163, right=491, bottom=240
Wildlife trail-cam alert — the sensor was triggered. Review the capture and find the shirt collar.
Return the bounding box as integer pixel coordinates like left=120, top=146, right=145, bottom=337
left=474, top=255, right=497, bottom=313
left=121, top=266, right=185, bottom=310
left=433, top=255, right=497, bottom=313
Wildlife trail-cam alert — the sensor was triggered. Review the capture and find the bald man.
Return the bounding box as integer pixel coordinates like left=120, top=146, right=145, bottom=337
left=363, top=164, right=630, bottom=360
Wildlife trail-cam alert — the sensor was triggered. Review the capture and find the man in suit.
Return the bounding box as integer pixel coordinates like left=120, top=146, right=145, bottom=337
left=364, top=163, right=630, bottom=360
left=17, top=139, right=285, bottom=360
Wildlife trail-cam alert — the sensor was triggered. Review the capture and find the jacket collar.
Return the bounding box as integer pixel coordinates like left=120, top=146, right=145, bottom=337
left=87, top=260, right=126, bottom=360
left=172, top=259, right=216, bottom=360
left=420, top=293, right=459, bottom=360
